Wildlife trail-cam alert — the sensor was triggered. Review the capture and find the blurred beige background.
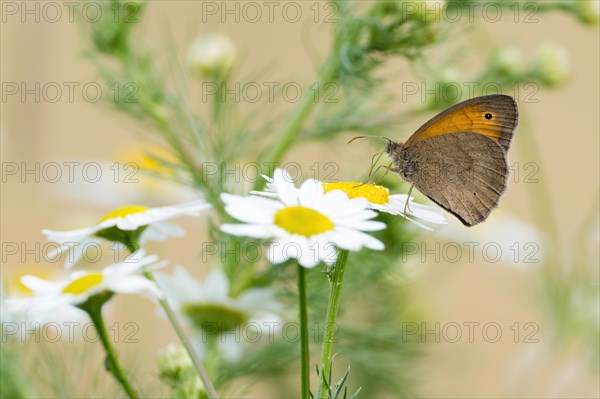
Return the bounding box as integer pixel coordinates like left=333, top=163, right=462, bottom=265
left=1, top=1, right=599, bottom=398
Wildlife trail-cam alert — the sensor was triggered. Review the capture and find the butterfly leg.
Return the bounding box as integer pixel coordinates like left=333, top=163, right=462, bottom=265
left=404, top=184, right=414, bottom=215
left=354, top=151, right=386, bottom=188
left=367, top=150, right=385, bottom=180
left=354, top=163, right=394, bottom=188
left=372, top=163, right=393, bottom=185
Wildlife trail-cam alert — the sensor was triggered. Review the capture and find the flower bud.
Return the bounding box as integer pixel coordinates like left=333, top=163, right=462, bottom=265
left=91, top=0, right=146, bottom=55
left=531, top=42, right=571, bottom=88
left=157, top=344, right=194, bottom=382
left=187, top=34, right=237, bottom=78
left=158, top=345, right=207, bottom=398
left=492, top=46, right=525, bottom=77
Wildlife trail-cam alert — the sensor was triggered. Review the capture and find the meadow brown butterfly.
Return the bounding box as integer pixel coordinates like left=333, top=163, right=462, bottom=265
left=380, top=94, right=518, bottom=226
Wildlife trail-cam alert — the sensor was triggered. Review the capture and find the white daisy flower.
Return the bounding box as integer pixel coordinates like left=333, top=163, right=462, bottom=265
left=222, top=169, right=385, bottom=268
left=321, top=182, right=447, bottom=231
left=156, top=267, right=283, bottom=362
left=1, top=265, right=88, bottom=326
left=43, top=200, right=211, bottom=268
left=5, top=251, right=164, bottom=324
left=253, top=175, right=446, bottom=231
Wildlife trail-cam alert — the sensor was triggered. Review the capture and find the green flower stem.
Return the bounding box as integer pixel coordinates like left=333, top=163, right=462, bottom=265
left=121, top=243, right=218, bottom=398
left=318, top=249, right=349, bottom=398
left=297, top=264, right=310, bottom=399
left=144, top=271, right=220, bottom=399
left=81, top=296, right=140, bottom=399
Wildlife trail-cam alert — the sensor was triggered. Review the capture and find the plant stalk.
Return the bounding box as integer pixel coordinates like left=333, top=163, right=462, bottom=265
left=84, top=304, right=140, bottom=399
left=318, top=249, right=349, bottom=398
left=297, top=264, right=311, bottom=398
left=122, top=242, right=218, bottom=398
left=144, top=271, right=220, bottom=399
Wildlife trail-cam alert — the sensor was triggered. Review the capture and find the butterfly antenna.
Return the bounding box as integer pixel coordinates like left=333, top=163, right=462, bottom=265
left=347, top=136, right=393, bottom=145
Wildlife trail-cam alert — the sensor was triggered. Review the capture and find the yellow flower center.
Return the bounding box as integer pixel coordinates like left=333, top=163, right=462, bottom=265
left=274, top=206, right=334, bottom=237
left=99, top=205, right=149, bottom=222
left=322, top=182, right=390, bottom=205
left=62, top=273, right=104, bottom=295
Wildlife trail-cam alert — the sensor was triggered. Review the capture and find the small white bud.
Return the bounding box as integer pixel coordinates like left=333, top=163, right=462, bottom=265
left=493, top=46, right=524, bottom=77
left=187, top=34, right=237, bottom=78
left=531, top=42, right=571, bottom=88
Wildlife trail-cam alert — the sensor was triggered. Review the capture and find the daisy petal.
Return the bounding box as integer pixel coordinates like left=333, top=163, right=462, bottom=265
left=272, top=169, right=299, bottom=206
left=203, top=268, right=230, bottom=300
left=221, top=223, right=274, bottom=238
left=20, top=275, right=59, bottom=294
left=108, top=276, right=161, bottom=298
left=298, top=179, right=323, bottom=207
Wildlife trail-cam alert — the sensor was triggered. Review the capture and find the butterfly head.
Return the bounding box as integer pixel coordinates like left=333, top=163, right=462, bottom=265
left=384, top=140, right=401, bottom=156
left=347, top=136, right=414, bottom=181
left=385, top=141, right=417, bottom=182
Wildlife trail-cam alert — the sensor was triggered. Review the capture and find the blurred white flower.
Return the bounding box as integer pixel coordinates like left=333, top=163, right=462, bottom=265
left=6, top=251, right=164, bottom=324
left=187, top=34, right=237, bottom=77
left=156, top=267, right=283, bottom=362
left=1, top=266, right=87, bottom=329
left=222, top=169, right=385, bottom=268
left=531, top=42, right=571, bottom=88
left=493, top=46, right=524, bottom=77
left=43, top=200, right=211, bottom=268
left=437, top=213, right=544, bottom=269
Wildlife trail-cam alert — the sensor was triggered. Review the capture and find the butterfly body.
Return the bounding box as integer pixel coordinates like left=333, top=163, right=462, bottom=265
left=385, top=95, right=518, bottom=226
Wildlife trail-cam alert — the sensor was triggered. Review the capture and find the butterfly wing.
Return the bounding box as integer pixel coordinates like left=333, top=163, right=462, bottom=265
left=405, top=94, right=518, bottom=152
left=408, top=132, right=509, bottom=226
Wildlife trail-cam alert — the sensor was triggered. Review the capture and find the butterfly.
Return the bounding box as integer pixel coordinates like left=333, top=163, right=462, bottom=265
left=357, top=94, right=519, bottom=226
